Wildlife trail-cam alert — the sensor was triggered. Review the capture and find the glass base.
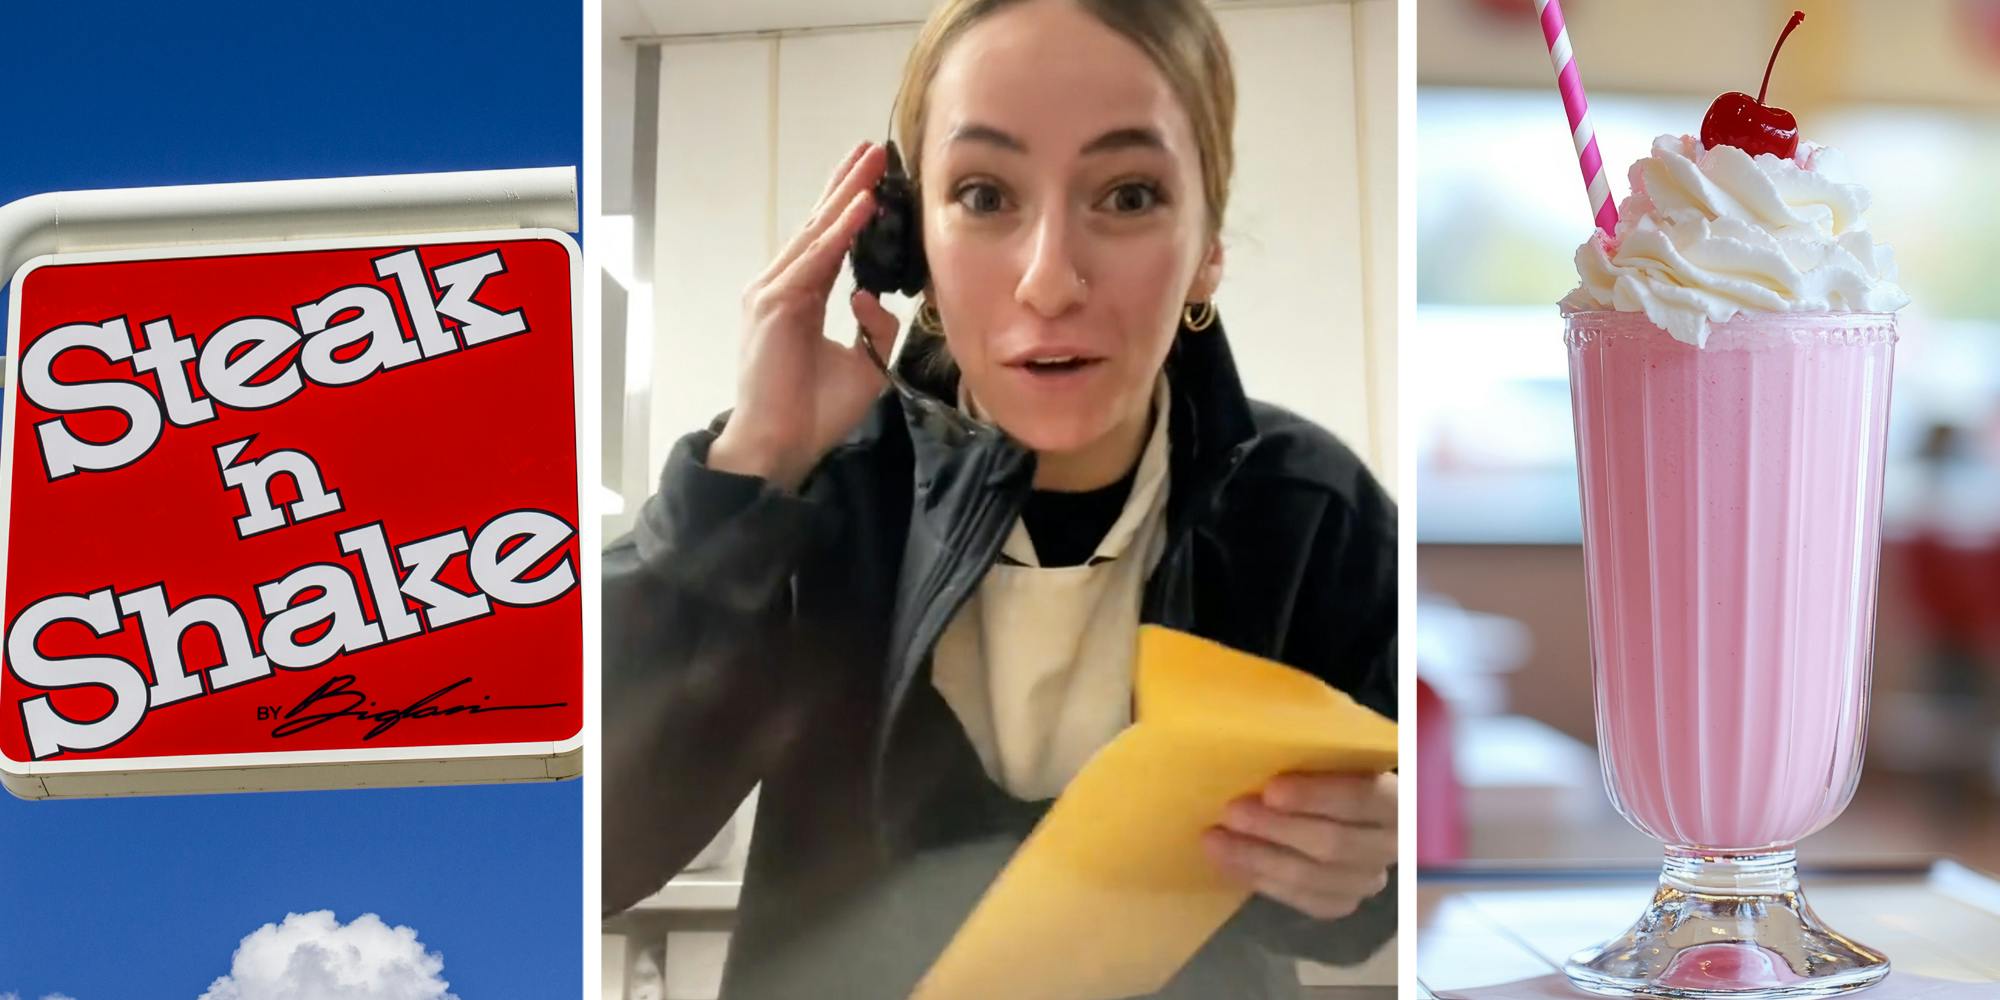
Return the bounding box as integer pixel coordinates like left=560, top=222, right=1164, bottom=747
left=1563, top=849, right=1889, bottom=999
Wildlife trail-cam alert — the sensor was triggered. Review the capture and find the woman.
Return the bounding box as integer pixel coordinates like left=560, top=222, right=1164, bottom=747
left=604, top=1, right=1397, bottom=997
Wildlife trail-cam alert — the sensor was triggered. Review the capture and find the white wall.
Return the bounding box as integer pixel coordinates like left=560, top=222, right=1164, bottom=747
left=1355, top=0, right=1397, bottom=485
left=625, top=1, right=1398, bottom=505
left=602, top=0, right=651, bottom=214
left=648, top=38, right=780, bottom=489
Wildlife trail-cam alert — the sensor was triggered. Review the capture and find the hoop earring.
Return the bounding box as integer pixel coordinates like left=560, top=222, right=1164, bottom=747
left=1182, top=301, right=1217, bottom=332
left=916, top=297, right=944, bottom=333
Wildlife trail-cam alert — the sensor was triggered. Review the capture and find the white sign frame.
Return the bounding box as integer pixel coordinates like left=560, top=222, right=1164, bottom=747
left=1, top=222, right=585, bottom=799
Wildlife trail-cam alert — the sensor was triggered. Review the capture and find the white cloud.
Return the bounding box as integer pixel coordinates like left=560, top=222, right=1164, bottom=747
left=1, top=993, right=77, bottom=1000
left=198, top=911, right=457, bottom=1000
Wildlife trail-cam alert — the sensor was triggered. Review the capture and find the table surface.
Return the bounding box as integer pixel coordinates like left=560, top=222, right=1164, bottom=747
left=1416, top=860, right=2000, bottom=999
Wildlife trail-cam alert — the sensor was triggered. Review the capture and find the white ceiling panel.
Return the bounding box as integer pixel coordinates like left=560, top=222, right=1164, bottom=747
left=628, top=0, right=1342, bottom=39
left=633, top=0, right=939, bottom=37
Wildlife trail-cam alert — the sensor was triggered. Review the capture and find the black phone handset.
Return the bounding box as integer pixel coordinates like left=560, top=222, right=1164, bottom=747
left=846, top=138, right=983, bottom=444
left=850, top=140, right=928, bottom=297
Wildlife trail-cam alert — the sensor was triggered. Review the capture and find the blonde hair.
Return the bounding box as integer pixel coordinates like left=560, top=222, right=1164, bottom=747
left=891, top=0, right=1237, bottom=236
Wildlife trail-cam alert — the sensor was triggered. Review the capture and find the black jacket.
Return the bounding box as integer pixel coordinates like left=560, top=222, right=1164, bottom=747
left=604, top=321, right=1398, bottom=999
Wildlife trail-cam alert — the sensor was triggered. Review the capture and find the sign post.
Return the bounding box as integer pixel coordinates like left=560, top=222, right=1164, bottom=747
left=0, top=171, right=582, bottom=798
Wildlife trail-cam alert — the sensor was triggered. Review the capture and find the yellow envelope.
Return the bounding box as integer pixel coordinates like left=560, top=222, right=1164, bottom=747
left=910, top=625, right=1399, bottom=1000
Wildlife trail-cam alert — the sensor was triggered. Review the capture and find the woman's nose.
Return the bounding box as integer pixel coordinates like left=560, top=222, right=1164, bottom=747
left=1013, top=211, right=1088, bottom=319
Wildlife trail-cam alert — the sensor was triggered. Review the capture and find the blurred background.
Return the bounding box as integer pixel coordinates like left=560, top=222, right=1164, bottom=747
left=1415, top=0, right=2000, bottom=878
left=600, top=2, right=1396, bottom=997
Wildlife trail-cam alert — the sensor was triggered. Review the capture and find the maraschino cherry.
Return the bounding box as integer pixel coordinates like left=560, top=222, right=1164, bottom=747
left=1700, top=10, right=1807, bottom=158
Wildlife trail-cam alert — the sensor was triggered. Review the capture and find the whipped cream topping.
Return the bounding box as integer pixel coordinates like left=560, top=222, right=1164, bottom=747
left=1561, top=133, right=1909, bottom=347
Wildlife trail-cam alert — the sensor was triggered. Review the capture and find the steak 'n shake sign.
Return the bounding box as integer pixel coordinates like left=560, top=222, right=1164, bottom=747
left=0, top=229, right=582, bottom=797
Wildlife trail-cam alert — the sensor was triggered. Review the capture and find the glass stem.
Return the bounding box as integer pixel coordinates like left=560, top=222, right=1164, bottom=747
left=1660, top=846, right=1801, bottom=896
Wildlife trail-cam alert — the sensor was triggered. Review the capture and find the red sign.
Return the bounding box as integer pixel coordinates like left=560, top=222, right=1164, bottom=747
left=1, top=230, right=582, bottom=797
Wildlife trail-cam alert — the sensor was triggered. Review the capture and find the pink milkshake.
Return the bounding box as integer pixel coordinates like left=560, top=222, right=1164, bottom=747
left=1571, top=310, right=1894, bottom=852
left=1550, top=16, right=1911, bottom=993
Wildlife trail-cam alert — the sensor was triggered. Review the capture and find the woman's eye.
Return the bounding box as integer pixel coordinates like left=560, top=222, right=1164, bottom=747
left=1100, top=182, right=1160, bottom=215
left=954, top=182, right=1007, bottom=214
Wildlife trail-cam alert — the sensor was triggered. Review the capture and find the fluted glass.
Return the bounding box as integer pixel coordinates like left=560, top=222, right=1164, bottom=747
left=1563, top=310, right=1897, bottom=999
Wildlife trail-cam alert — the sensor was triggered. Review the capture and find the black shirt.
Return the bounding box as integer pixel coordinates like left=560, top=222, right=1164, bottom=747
left=1017, top=466, right=1139, bottom=568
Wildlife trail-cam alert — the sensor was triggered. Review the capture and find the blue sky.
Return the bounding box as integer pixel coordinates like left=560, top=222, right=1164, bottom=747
left=0, top=3, right=582, bottom=997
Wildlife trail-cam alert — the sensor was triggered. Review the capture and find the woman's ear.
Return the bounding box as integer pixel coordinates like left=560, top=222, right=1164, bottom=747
left=1186, top=235, right=1225, bottom=303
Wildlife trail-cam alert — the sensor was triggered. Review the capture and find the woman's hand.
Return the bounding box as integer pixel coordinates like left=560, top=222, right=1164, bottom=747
left=1203, top=771, right=1397, bottom=920
left=708, top=140, right=908, bottom=492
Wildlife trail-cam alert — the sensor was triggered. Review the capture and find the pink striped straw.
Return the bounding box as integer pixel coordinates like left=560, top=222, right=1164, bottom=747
left=1535, top=0, right=1619, bottom=237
